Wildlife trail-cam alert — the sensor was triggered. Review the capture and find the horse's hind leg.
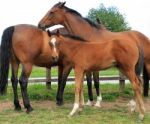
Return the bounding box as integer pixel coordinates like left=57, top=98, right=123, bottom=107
left=11, top=60, right=21, bottom=110
left=125, top=70, right=145, bottom=120
left=56, top=64, right=72, bottom=106
left=93, top=71, right=102, bottom=107
left=19, top=63, right=33, bottom=113
left=86, top=72, right=94, bottom=106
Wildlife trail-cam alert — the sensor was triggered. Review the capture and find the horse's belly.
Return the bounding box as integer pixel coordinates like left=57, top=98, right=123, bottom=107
left=33, top=55, right=56, bottom=67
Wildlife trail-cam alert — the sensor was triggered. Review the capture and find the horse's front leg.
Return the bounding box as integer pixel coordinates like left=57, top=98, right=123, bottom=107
left=19, top=63, right=33, bottom=113
left=56, top=64, right=72, bottom=105
left=69, top=67, right=84, bottom=116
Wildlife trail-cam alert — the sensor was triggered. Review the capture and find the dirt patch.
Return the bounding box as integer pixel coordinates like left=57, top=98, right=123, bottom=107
left=0, top=97, right=150, bottom=113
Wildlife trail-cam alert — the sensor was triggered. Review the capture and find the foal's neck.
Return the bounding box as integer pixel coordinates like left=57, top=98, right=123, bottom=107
left=59, top=37, right=82, bottom=59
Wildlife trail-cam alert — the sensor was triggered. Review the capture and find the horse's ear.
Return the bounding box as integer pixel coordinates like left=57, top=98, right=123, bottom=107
left=47, top=30, right=51, bottom=37
left=59, top=1, right=66, bottom=8
left=56, top=29, right=60, bottom=36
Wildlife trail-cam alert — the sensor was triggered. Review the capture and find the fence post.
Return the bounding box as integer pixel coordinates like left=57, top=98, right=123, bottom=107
left=119, top=72, right=125, bottom=93
left=46, top=68, right=51, bottom=89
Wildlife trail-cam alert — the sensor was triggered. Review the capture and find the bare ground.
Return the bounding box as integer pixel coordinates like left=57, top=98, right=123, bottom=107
left=0, top=97, right=150, bottom=113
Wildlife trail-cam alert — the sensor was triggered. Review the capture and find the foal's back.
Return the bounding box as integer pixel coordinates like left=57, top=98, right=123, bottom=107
left=71, top=39, right=139, bottom=71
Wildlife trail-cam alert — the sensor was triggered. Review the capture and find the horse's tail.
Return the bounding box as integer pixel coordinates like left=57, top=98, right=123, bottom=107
left=0, top=26, right=14, bottom=95
left=135, top=46, right=144, bottom=77
left=143, top=64, right=149, bottom=96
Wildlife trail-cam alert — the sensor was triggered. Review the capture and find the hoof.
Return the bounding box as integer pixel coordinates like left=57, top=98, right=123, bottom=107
left=26, top=107, right=33, bottom=114
left=86, top=100, right=93, bottom=106
left=56, top=100, right=64, bottom=106
left=94, top=103, right=101, bottom=108
left=138, top=114, right=144, bottom=121
left=14, top=105, right=21, bottom=111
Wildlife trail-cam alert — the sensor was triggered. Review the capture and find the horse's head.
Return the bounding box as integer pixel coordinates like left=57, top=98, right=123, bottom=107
left=47, top=30, right=60, bottom=62
left=38, top=2, right=66, bottom=30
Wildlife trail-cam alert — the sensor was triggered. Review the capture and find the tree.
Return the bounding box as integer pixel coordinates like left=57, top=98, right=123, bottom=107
left=87, top=4, right=131, bottom=32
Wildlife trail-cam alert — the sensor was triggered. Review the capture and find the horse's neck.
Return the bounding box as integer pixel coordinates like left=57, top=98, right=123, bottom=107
left=64, top=14, right=94, bottom=36
left=63, top=14, right=110, bottom=41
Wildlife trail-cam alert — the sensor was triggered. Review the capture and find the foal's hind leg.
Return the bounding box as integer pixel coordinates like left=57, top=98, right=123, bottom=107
left=93, top=71, right=102, bottom=107
left=86, top=72, right=94, bottom=106
left=19, top=63, right=33, bottom=113
left=125, top=70, right=145, bottom=120
left=11, top=61, right=21, bottom=110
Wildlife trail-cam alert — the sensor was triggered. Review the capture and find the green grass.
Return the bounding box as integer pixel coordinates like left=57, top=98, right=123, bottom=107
left=0, top=84, right=150, bottom=124
left=8, top=66, right=119, bottom=78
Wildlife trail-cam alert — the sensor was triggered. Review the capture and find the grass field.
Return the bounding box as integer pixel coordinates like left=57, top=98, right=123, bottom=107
left=0, top=84, right=150, bottom=124
left=8, top=66, right=119, bottom=78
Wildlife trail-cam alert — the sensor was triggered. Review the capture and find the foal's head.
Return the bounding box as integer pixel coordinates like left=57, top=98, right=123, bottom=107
left=47, top=30, right=60, bottom=62
left=38, top=2, right=66, bottom=29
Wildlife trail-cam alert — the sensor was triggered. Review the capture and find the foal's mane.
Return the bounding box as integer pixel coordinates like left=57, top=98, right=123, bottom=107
left=63, top=34, right=87, bottom=42
left=51, top=32, right=87, bottom=42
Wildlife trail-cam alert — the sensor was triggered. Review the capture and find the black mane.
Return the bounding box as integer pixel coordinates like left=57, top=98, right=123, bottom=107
left=64, top=7, right=82, bottom=17
left=63, top=6, right=101, bottom=29
left=84, top=18, right=100, bottom=29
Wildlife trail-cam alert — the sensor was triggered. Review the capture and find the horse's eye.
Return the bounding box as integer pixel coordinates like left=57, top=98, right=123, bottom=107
left=50, top=12, right=54, bottom=15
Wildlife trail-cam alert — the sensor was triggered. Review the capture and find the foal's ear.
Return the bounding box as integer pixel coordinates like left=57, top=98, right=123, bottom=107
left=47, top=30, right=51, bottom=37
left=56, top=29, right=60, bottom=36
left=59, top=1, right=66, bottom=8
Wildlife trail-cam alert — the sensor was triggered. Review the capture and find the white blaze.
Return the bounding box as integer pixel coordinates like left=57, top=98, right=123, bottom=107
left=51, top=37, right=57, bottom=52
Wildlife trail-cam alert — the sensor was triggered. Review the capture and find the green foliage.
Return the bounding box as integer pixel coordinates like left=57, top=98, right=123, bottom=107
left=87, top=4, right=131, bottom=32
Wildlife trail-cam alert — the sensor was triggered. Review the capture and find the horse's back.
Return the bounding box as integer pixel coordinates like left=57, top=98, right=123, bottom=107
left=12, top=24, right=51, bottom=65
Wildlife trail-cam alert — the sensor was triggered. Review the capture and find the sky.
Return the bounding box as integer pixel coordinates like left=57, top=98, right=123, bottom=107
left=0, top=0, right=150, bottom=41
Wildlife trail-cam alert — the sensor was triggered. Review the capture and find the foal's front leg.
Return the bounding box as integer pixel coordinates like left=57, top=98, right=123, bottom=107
left=69, top=68, right=84, bottom=116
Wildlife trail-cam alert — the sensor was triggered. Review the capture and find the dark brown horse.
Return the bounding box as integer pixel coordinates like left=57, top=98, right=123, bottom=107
left=0, top=24, right=70, bottom=113
left=48, top=31, right=145, bottom=120
left=38, top=2, right=150, bottom=97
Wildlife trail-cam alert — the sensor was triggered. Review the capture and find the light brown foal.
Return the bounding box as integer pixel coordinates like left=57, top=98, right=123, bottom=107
left=48, top=31, right=145, bottom=120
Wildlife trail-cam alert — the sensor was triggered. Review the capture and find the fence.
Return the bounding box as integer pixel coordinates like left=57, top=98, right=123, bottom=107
left=8, top=75, right=127, bottom=83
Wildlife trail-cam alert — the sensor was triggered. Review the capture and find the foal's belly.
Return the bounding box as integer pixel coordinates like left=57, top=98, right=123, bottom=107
left=85, top=60, right=117, bottom=72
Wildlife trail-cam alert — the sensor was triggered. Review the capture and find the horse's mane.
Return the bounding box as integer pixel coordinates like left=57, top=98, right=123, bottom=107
left=54, top=3, right=102, bottom=29
left=84, top=18, right=101, bottom=29
left=65, top=7, right=100, bottom=29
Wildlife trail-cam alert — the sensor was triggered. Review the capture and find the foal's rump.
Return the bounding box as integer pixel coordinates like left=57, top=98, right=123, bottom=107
left=112, top=39, right=143, bottom=76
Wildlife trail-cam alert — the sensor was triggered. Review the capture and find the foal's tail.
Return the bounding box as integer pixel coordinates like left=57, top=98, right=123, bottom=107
left=135, top=46, right=144, bottom=77
left=0, top=26, right=14, bottom=95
